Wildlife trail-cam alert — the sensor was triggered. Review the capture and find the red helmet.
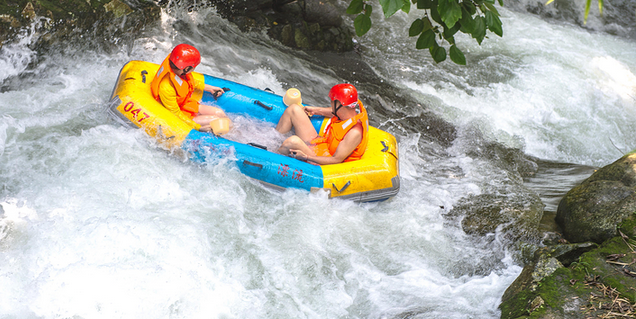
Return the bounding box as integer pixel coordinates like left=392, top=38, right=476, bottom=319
left=169, top=44, right=201, bottom=70
left=329, top=83, right=358, bottom=107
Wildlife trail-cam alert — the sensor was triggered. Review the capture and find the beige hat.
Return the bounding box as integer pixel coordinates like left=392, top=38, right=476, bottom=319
left=283, top=88, right=302, bottom=106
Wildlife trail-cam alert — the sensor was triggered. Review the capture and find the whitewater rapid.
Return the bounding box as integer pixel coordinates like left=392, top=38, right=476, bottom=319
left=0, top=3, right=635, bottom=318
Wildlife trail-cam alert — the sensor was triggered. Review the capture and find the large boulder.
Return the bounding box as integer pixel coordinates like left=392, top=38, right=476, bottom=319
left=556, top=152, right=636, bottom=243
left=447, top=192, right=544, bottom=247
left=499, top=236, right=636, bottom=319
left=208, top=0, right=354, bottom=52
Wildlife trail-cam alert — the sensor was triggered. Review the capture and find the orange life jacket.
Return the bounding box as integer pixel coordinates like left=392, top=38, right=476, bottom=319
left=311, top=101, right=369, bottom=162
left=150, top=56, right=200, bottom=117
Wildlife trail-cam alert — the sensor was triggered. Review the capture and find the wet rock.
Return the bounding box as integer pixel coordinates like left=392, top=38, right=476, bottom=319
left=103, top=0, right=134, bottom=18
left=0, top=0, right=160, bottom=52
left=0, top=14, right=21, bottom=28
left=500, top=237, right=636, bottom=319
left=208, top=0, right=354, bottom=52
left=21, top=2, right=35, bottom=21
left=501, top=243, right=596, bottom=305
left=305, top=0, right=343, bottom=27
left=556, top=152, right=636, bottom=243
left=506, top=0, right=636, bottom=40
left=447, top=192, right=544, bottom=245
left=619, top=213, right=636, bottom=238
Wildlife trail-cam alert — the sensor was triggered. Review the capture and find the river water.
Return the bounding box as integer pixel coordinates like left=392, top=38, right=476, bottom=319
left=1, top=2, right=635, bottom=318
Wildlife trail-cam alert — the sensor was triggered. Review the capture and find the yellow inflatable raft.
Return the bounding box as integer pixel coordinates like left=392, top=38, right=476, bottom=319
left=108, top=61, right=400, bottom=202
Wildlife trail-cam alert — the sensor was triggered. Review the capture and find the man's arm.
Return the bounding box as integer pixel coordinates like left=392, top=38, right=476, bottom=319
left=204, top=84, right=224, bottom=98
left=298, top=125, right=363, bottom=165
left=304, top=106, right=334, bottom=118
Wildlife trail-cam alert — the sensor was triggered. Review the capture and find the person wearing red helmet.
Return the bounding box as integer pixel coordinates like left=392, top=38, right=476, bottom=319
left=151, top=44, right=230, bottom=134
left=276, top=83, right=369, bottom=164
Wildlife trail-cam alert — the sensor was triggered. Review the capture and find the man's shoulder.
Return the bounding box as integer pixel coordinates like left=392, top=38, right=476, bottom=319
left=158, top=77, right=176, bottom=89
left=344, top=123, right=363, bottom=140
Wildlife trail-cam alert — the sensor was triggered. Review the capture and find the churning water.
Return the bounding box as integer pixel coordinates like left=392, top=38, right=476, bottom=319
left=0, top=2, right=635, bottom=318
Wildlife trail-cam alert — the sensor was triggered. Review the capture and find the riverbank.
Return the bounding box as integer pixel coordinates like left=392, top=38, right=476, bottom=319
left=502, top=154, right=636, bottom=318
left=0, top=0, right=159, bottom=52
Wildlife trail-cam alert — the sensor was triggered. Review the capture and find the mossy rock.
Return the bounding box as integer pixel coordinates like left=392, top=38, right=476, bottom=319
left=619, top=213, right=636, bottom=238
left=448, top=192, right=544, bottom=246
left=0, top=0, right=159, bottom=50
left=577, top=236, right=636, bottom=302
left=556, top=152, right=636, bottom=243
left=500, top=236, right=636, bottom=319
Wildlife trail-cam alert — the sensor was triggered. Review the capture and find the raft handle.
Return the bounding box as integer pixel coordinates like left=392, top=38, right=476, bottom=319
left=248, top=143, right=267, bottom=150
left=332, top=181, right=351, bottom=193
left=381, top=141, right=389, bottom=152
left=222, top=87, right=230, bottom=92
left=264, top=87, right=274, bottom=93
left=242, top=160, right=263, bottom=169
left=141, top=70, right=148, bottom=83
left=254, top=100, right=273, bottom=110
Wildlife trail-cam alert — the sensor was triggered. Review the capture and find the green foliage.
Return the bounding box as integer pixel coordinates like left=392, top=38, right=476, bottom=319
left=354, top=14, right=372, bottom=35
left=545, top=0, right=604, bottom=24
left=570, top=259, right=591, bottom=275
left=347, top=0, right=504, bottom=65
left=449, top=44, right=466, bottom=64
left=350, top=0, right=374, bottom=36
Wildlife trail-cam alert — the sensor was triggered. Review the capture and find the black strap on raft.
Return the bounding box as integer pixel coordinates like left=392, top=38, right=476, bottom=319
left=222, top=87, right=230, bottom=92
left=141, top=70, right=148, bottom=83
left=381, top=141, right=389, bottom=152
left=333, top=181, right=351, bottom=193
left=247, top=143, right=267, bottom=150
left=254, top=100, right=273, bottom=110
left=264, top=88, right=274, bottom=93
left=242, top=160, right=263, bottom=169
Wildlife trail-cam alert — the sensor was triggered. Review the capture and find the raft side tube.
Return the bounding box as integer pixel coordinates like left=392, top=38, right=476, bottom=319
left=321, top=127, right=399, bottom=201
left=184, top=130, right=324, bottom=191
left=201, top=74, right=325, bottom=133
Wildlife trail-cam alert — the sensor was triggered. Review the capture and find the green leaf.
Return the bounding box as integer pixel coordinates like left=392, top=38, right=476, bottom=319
left=416, top=29, right=437, bottom=49
left=417, top=0, right=435, bottom=9
left=459, top=7, right=475, bottom=33
left=402, top=0, right=411, bottom=13
left=443, top=23, right=460, bottom=41
left=598, top=0, right=604, bottom=14
left=462, top=1, right=477, bottom=15
left=485, top=11, right=503, bottom=36
left=379, top=0, right=406, bottom=18
left=430, top=44, right=447, bottom=63
left=450, top=45, right=466, bottom=65
left=584, top=0, right=591, bottom=23
left=365, top=3, right=373, bottom=16
left=472, top=15, right=486, bottom=44
left=438, top=0, right=462, bottom=28
left=423, top=17, right=433, bottom=31
left=347, top=0, right=365, bottom=15
left=430, top=1, right=444, bottom=25
left=409, top=19, right=424, bottom=36
left=483, top=2, right=500, bottom=16
left=354, top=14, right=372, bottom=36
